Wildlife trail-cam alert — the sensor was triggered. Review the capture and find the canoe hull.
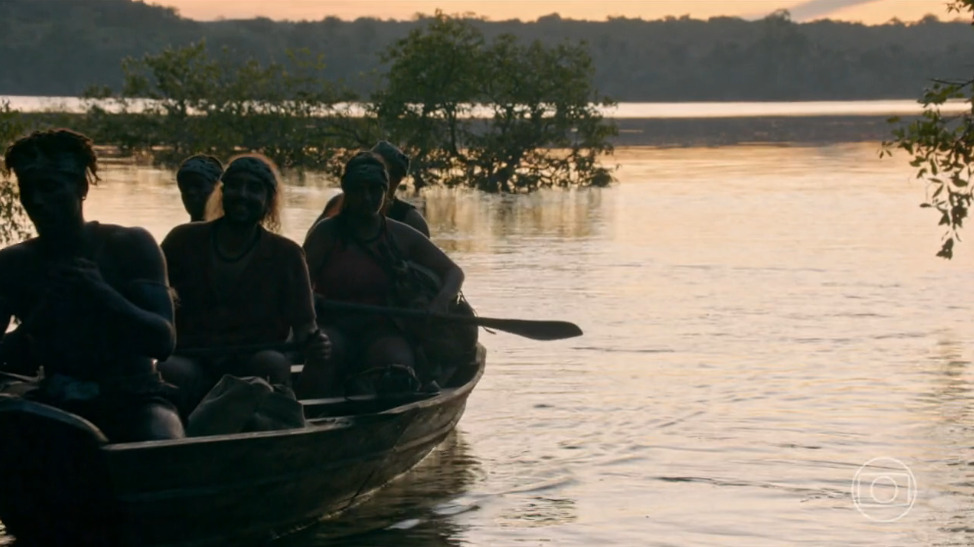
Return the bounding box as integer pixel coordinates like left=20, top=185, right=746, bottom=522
left=0, top=346, right=485, bottom=546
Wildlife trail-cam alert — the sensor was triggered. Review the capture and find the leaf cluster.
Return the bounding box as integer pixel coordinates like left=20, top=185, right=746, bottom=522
left=884, top=1, right=974, bottom=258
left=0, top=103, right=33, bottom=245
left=83, top=41, right=370, bottom=171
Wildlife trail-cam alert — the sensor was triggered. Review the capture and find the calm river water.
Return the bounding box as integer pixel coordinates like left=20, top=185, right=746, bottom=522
left=8, top=141, right=974, bottom=545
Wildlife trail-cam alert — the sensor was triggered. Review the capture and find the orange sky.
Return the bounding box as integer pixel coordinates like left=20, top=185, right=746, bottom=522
left=150, top=1, right=958, bottom=24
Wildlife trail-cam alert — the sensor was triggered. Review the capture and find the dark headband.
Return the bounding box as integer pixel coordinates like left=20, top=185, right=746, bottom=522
left=177, top=156, right=222, bottom=183
left=223, top=156, right=277, bottom=189
left=14, top=152, right=87, bottom=178
left=371, top=141, right=409, bottom=179
left=342, top=163, right=389, bottom=188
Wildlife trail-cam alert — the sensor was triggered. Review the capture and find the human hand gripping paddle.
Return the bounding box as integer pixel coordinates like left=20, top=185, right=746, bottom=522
left=316, top=299, right=583, bottom=341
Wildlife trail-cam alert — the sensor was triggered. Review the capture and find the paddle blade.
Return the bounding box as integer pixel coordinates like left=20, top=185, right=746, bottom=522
left=316, top=299, right=583, bottom=341
left=474, top=317, right=583, bottom=341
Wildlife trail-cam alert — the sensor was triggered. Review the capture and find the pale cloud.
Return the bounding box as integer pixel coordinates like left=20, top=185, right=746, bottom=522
left=785, top=0, right=882, bottom=21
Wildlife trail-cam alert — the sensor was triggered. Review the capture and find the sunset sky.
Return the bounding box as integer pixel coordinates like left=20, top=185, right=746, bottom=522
left=151, top=0, right=959, bottom=24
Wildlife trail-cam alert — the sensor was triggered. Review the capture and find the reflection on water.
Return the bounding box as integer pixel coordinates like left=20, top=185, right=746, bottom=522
left=277, top=431, right=482, bottom=547
left=10, top=142, right=974, bottom=544
left=423, top=189, right=605, bottom=254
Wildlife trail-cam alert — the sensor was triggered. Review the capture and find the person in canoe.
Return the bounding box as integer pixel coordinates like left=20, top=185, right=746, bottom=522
left=158, top=153, right=330, bottom=414
left=305, top=141, right=430, bottom=239
left=175, top=154, right=222, bottom=222
left=298, top=150, right=463, bottom=397
left=0, top=128, right=185, bottom=442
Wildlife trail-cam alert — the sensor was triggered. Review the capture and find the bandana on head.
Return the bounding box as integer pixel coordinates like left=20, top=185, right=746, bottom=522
left=15, top=151, right=87, bottom=179
left=177, top=156, right=222, bottom=183
left=370, top=141, right=410, bottom=179
left=222, top=156, right=277, bottom=189
left=342, top=162, right=389, bottom=189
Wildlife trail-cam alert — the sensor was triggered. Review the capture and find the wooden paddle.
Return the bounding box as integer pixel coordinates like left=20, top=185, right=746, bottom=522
left=317, top=300, right=582, bottom=341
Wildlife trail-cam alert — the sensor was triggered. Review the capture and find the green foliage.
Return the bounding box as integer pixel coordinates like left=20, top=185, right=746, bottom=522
left=372, top=12, right=616, bottom=193
left=6, top=0, right=974, bottom=103
left=884, top=1, right=974, bottom=258
left=85, top=41, right=370, bottom=171
left=0, top=103, right=32, bottom=245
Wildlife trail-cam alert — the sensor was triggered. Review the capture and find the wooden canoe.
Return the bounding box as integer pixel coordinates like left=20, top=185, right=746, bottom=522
left=0, top=345, right=485, bottom=546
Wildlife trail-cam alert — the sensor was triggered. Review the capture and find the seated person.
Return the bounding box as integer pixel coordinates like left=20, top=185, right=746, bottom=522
left=158, top=154, right=330, bottom=414
left=0, top=128, right=184, bottom=442
left=298, top=151, right=463, bottom=398
left=175, top=154, right=223, bottom=222
left=305, top=141, right=430, bottom=239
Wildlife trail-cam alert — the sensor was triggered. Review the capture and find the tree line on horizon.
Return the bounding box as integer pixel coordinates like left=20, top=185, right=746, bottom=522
left=2, top=11, right=617, bottom=203
left=2, top=0, right=972, bottom=101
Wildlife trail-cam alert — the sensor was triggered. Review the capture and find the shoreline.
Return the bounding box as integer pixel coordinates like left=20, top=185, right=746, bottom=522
left=611, top=115, right=902, bottom=147
left=13, top=111, right=906, bottom=151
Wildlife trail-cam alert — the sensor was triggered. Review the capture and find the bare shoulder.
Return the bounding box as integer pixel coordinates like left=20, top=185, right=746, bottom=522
left=0, top=238, right=37, bottom=263
left=99, top=223, right=160, bottom=253
left=102, top=222, right=155, bottom=241
left=98, top=224, right=167, bottom=280
left=0, top=238, right=39, bottom=282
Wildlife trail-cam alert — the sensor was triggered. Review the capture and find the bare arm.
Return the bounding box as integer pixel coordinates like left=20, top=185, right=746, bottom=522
left=391, top=222, right=464, bottom=313
left=66, top=227, right=176, bottom=360
left=0, top=248, right=37, bottom=373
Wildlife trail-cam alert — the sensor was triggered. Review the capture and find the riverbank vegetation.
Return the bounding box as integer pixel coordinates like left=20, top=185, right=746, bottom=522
left=1, top=12, right=617, bottom=195
left=2, top=0, right=972, bottom=101
left=82, top=42, right=364, bottom=172
left=885, top=0, right=974, bottom=258
left=0, top=103, right=31, bottom=244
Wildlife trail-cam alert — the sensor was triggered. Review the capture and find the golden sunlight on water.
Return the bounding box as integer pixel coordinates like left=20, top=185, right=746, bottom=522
left=16, top=142, right=974, bottom=545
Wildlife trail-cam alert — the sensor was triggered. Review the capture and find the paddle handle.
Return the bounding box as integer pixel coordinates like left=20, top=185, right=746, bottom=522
left=316, top=300, right=583, bottom=341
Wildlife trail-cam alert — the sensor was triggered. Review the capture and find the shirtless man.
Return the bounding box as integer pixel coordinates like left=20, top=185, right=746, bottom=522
left=0, top=128, right=184, bottom=442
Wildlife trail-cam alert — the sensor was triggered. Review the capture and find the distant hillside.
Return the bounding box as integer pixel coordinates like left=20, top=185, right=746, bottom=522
left=1, top=0, right=971, bottom=101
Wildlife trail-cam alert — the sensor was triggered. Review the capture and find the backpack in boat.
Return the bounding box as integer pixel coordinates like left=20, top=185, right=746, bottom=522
left=186, top=375, right=307, bottom=437
left=344, top=363, right=422, bottom=397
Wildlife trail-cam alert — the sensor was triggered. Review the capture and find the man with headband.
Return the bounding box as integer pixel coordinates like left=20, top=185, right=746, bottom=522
left=159, top=153, right=331, bottom=417
left=176, top=154, right=223, bottom=222
left=305, top=141, right=430, bottom=240
left=0, top=128, right=185, bottom=442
